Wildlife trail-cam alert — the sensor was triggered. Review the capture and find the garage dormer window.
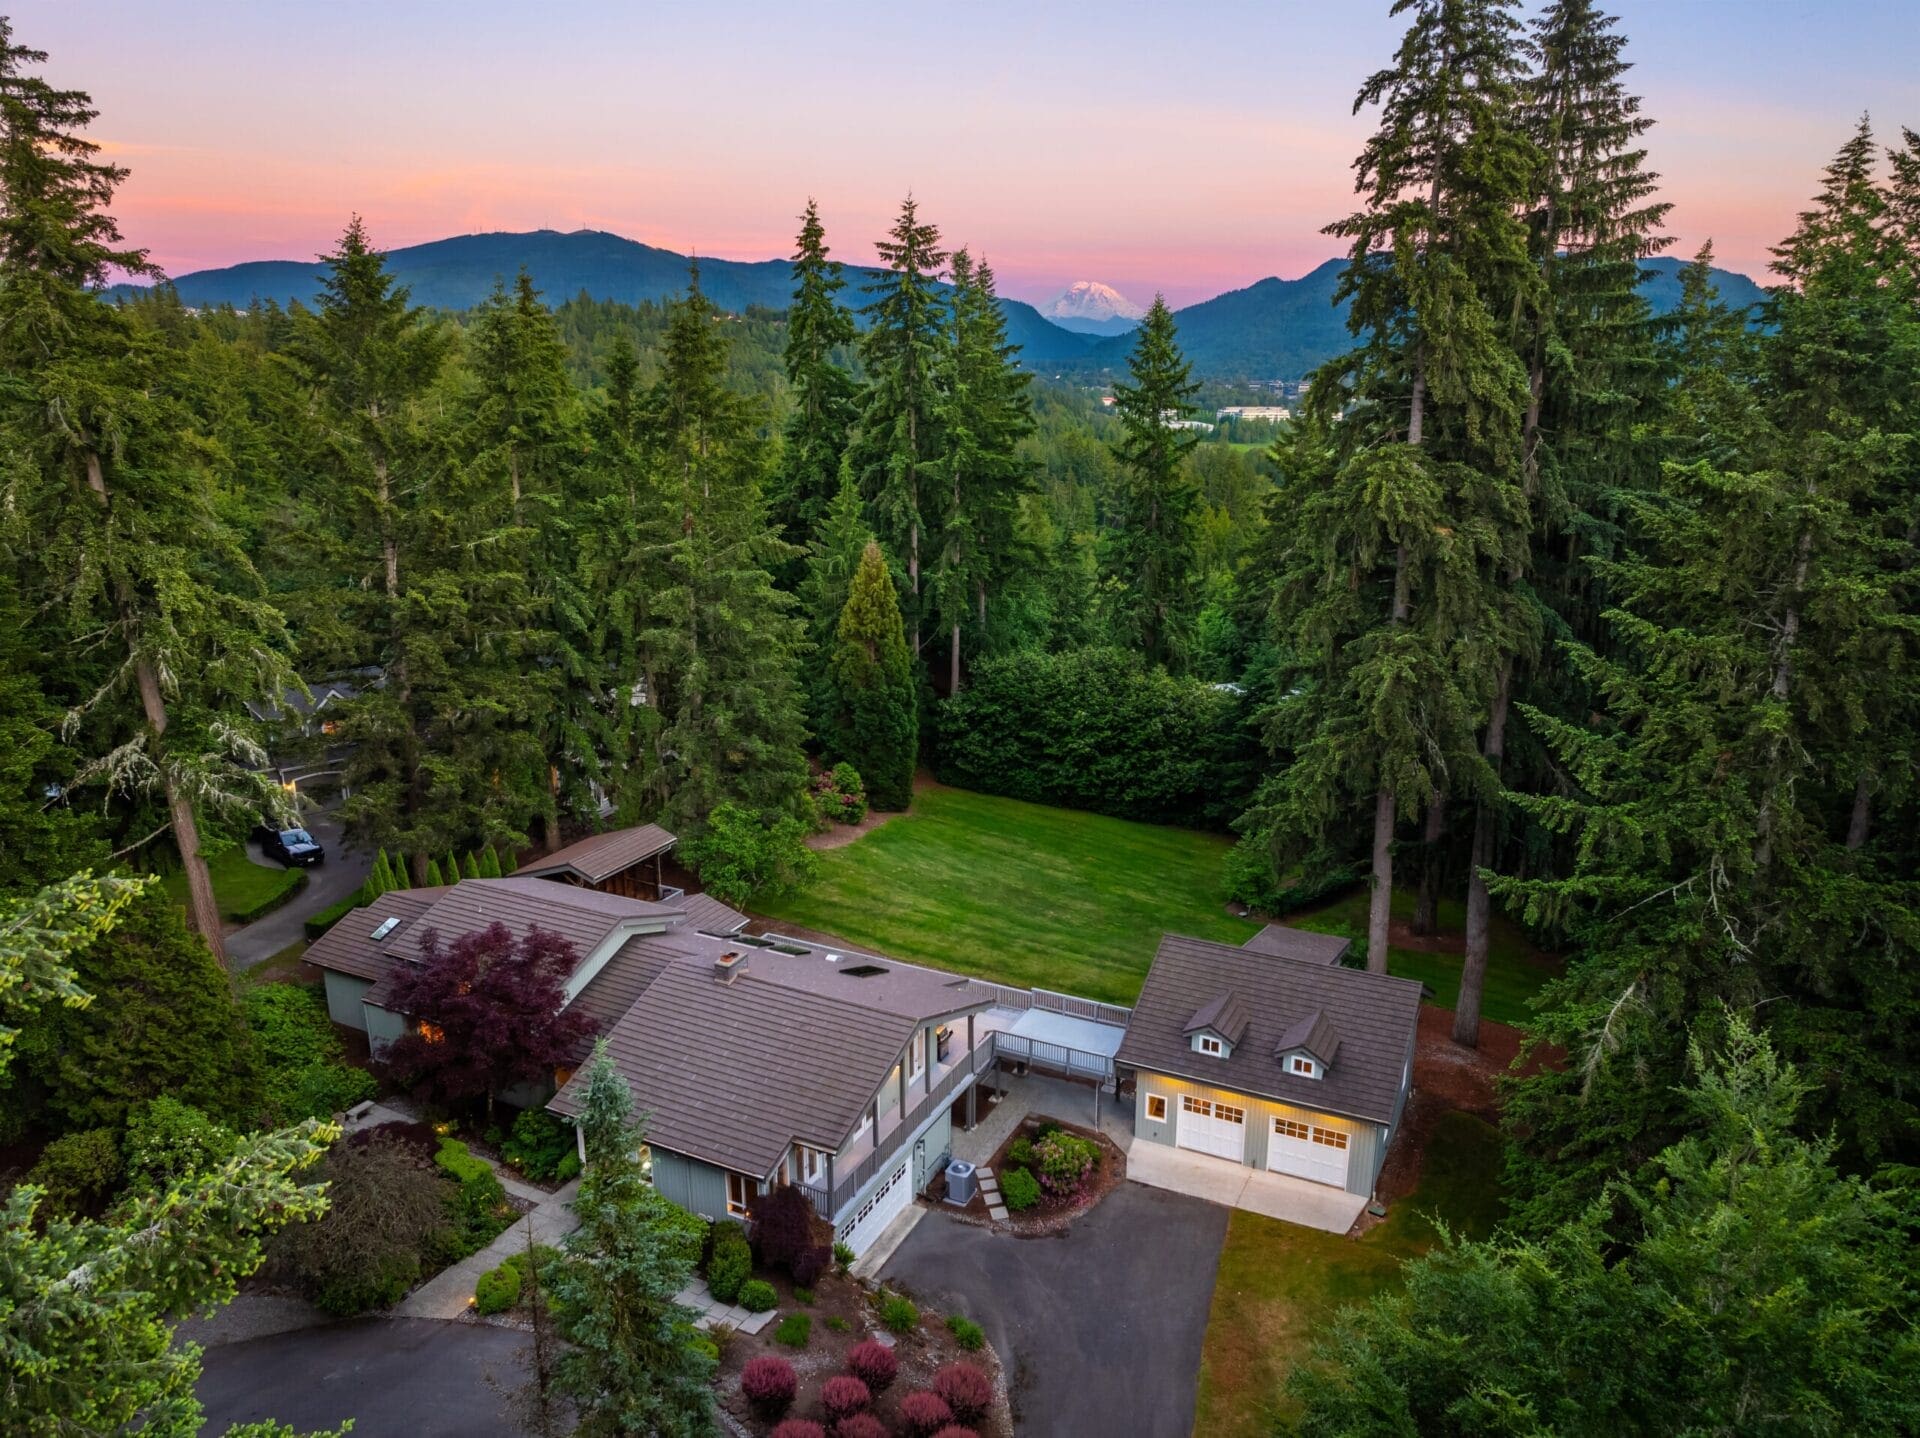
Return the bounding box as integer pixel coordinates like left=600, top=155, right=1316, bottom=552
left=1197, top=1034, right=1224, bottom=1057
left=1289, top=1054, right=1318, bottom=1079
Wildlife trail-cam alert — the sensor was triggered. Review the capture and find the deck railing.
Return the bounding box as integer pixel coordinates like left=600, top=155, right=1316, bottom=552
left=965, top=979, right=1132, bottom=1029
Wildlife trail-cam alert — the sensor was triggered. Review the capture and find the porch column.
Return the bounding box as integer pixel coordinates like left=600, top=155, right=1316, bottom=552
left=898, top=1056, right=907, bottom=1114
left=967, top=1013, right=975, bottom=1068
left=655, top=852, right=663, bottom=899
left=925, top=1023, right=933, bottom=1093
left=825, top=1152, right=835, bottom=1211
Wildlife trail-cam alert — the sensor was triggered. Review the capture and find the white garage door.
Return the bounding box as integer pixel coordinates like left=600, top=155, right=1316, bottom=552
left=837, top=1158, right=911, bottom=1255
left=1267, top=1116, right=1351, bottom=1188
left=1176, top=1094, right=1247, bottom=1162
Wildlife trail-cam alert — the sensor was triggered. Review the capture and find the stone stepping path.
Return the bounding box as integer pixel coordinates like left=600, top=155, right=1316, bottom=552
left=674, top=1278, right=778, bottom=1335
left=978, top=1165, right=1009, bottom=1222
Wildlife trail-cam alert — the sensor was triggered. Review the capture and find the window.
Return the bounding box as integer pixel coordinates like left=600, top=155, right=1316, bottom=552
left=416, top=1021, right=445, bottom=1045
left=1145, top=1093, right=1168, bottom=1123
left=1274, top=1117, right=1311, bottom=1141
left=725, top=1171, right=750, bottom=1217
left=1289, top=1055, right=1317, bottom=1078
left=369, top=916, right=400, bottom=941
left=1197, top=1034, right=1224, bottom=1057
left=636, top=1144, right=653, bottom=1183
left=796, top=1143, right=828, bottom=1185
left=908, top=1028, right=926, bottom=1079
left=1311, top=1126, right=1349, bottom=1151
left=1215, top=1102, right=1245, bottom=1124
left=1182, top=1094, right=1211, bottom=1117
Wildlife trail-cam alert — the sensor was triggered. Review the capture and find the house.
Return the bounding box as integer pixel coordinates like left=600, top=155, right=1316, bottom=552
left=245, top=666, right=382, bottom=797
left=518, top=823, right=681, bottom=902
left=1115, top=931, right=1421, bottom=1199
left=302, top=833, right=1001, bottom=1256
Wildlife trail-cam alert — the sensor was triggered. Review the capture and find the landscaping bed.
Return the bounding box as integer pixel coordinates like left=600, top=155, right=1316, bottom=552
left=931, top=1115, right=1126, bottom=1234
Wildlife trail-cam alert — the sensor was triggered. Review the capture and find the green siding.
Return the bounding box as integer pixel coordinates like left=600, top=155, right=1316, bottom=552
left=323, top=971, right=371, bottom=1030
left=653, top=1147, right=731, bottom=1220
left=912, top=1105, right=953, bottom=1189
left=1133, top=1069, right=1388, bottom=1198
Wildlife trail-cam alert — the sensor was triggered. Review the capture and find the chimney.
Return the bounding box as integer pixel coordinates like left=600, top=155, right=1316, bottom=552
left=714, top=950, right=747, bottom=985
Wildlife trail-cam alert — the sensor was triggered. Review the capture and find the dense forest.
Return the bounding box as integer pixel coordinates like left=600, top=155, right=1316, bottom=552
left=3, top=0, right=1918, bottom=1430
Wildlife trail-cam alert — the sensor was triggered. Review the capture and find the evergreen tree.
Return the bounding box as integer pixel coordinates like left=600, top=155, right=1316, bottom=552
left=0, top=24, right=298, bottom=962
left=642, top=273, right=811, bottom=833
left=798, top=465, right=878, bottom=741
left=550, top=1042, right=715, bottom=1438
left=1100, top=296, right=1201, bottom=671
left=850, top=195, right=950, bottom=659
left=932, top=251, right=1035, bottom=692
left=769, top=199, right=859, bottom=553
left=827, top=541, right=919, bottom=810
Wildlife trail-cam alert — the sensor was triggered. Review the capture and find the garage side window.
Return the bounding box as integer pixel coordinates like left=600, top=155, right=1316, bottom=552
left=1145, top=1093, right=1168, bottom=1122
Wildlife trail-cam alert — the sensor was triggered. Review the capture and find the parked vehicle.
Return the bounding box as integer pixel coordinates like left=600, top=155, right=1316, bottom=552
left=254, top=824, right=325, bottom=867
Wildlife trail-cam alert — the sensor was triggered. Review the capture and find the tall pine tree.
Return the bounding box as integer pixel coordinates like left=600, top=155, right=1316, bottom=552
left=769, top=199, right=859, bottom=556
left=826, top=540, right=918, bottom=811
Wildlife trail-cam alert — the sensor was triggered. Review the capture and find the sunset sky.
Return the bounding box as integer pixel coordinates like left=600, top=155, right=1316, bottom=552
left=22, top=0, right=1920, bottom=307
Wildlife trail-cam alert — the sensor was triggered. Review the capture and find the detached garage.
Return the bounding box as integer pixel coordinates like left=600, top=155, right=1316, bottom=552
left=1116, top=931, right=1423, bottom=1201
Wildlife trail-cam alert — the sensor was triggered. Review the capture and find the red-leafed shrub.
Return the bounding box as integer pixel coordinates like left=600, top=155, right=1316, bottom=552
left=754, top=1182, right=818, bottom=1274
left=770, top=1422, right=827, bottom=1438
left=932, top=1362, right=992, bottom=1423
left=792, top=1241, right=832, bottom=1287
left=820, top=1374, right=871, bottom=1423
left=931, top=1428, right=979, bottom=1438
left=845, top=1338, right=899, bottom=1393
left=898, top=1390, right=955, bottom=1437
left=741, top=1355, right=797, bottom=1418
left=833, top=1416, right=888, bottom=1438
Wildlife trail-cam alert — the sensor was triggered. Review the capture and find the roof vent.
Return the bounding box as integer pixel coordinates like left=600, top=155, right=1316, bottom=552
left=714, top=950, right=747, bottom=985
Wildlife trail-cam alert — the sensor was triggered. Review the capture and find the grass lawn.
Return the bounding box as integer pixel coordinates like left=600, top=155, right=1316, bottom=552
left=161, top=845, right=305, bottom=923
left=1195, top=1111, right=1507, bottom=1438
left=755, top=786, right=1259, bottom=1005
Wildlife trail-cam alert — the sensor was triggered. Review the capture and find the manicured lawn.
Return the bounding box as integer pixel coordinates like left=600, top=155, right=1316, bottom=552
left=1194, top=1111, right=1506, bottom=1438
left=755, top=785, right=1259, bottom=1005
left=161, top=845, right=305, bottom=923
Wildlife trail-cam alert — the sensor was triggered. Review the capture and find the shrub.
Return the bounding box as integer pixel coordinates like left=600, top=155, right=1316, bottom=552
left=554, top=1150, right=582, bottom=1182
left=793, top=1242, right=832, bottom=1288
left=898, top=1391, right=955, bottom=1438
left=769, top=1422, right=826, bottom=1438
left=930, top=1428, right=980, bottom=1438
left=773, top=1312, right=812, bottom=1348
left=435, top=1137, right=512, bottom=1257
left=932, top=1362, right=993, bottom=1423
left=496, top=1242, right=561, bottom=1311
left=272, top=1133, right=455, bottom=1314
left=1005, top=1136, right=1034, bottom=1170
left=755, top=1182, right=819, bottom=1275
left=740, top=1355, right=797, bottom=1418
left=846, top=1338, right=899, bottom=1392
left=811, top=763, right=869, bottom=828
left=834, top=1416, right=888, bottom=1438
left=678, top=803, right=819, bottom=907
left=121, top=1096, right=237, bottom=1194
left=737, top=1279, right=778, bottom=1313
left=304, top=893, right=362, bottom=939
left=499, top=1107, right=573, bottom=1181
left=999, top=1166, right=1040, bottom=1212
left=825, top=1314, right=850, bottom=1333
left=946, top=1314, right=985, bottom=1351
left=879, top=1290, right=919, bottom=1334
left=706, top=1221, right=752, bottom=1303
left=26, top=1128, right=123, bottom=1216
left=833, top=1240, right=855, bottom=1270
left=792, top=1286, right=814, bottom=1305
left=1033, top=1130, right=1100, bottom=1199
left=243, top=983, right=376, bottom=1125
left=820, top=1374, right=871, bottom=1423
left=473, top=1262, right=521, bottom=1315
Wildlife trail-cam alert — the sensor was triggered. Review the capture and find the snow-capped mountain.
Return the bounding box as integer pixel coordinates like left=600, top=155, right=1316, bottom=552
left=1041, top=280, right=1147, bottom=336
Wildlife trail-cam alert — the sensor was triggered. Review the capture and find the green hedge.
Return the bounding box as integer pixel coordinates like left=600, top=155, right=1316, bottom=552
left=934, top=647, right=1256, bottom=827
left=230, top=869, right=309, bottom=924
left=304, top=894, right=363, bottom=940
left=242, top=984, right=377, bottom=1126
left=435, top=1137, right=513, bottom=1258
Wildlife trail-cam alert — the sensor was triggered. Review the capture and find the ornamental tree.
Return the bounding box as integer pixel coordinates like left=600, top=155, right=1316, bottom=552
left=382, top=920, right=598, bottom=1124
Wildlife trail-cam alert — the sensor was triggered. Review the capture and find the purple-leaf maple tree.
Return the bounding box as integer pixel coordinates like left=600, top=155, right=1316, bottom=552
left=383, top=921, right=598, bottom=1121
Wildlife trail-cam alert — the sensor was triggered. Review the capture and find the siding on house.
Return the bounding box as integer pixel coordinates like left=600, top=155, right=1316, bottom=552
left=911, top=1104, right=953, bottom=1190
left=362, top=1001, right=407, bottom=1059
left=1133, top=1068, right=1388, bottom=1198
left=324, top=971, right=371, bottom=1031
left=652, top=1147, right=732, bottom=1221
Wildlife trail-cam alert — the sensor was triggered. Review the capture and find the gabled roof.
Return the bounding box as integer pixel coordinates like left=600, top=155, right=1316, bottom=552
left=518, top=824, right=679, bottom=885
left=385, top=876, right=684, bottom=967
left=301, top=887, right=447, bottom=983
left=1183, top=990, right=1250, bottom=1046
left=1275, top=1008, right=1340, bottom=1066
left=1241, top=924, right=1351, bottom=966
left=1116, top=933, right=1422, bottom=1125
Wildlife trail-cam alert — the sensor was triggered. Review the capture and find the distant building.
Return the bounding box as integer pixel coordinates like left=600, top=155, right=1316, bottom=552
left=1216, top=405, right=1292, bottom=422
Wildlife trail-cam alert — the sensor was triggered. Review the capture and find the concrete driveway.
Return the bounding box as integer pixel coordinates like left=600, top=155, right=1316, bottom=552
left=880, top=1183, right=1228, bottom=1438
left=1127, top=1141, right=1368, bottom=1233
left=197, top=1318, right=537, bottom=1436
left=228, top=815, right=372, bottom=968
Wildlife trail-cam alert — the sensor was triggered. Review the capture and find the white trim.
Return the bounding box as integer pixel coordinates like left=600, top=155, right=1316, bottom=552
left=1144, top=1092, right=1169, bottom=1123
left=724, top=1170, right=750, bottom=1217
left=1288, top=1054, right=1319, bottom=1079
left=907, top=1027, right=926, bottom=1081
left=1195, top=1034, right=1224, bottom=1057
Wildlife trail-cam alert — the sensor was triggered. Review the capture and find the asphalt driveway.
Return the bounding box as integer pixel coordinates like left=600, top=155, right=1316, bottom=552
left=880, top=1182, right=1229, bottom=1438
left=197, top=1318, right=536, bottom=1436
left=228, top=815, right=372, bottom=968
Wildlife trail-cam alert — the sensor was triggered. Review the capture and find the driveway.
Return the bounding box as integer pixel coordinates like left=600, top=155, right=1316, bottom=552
left=228, top=815, right=372, bottom=968
left=880, top=1183, right=1229, bottom=1438
left=1127, top=1141, right=1368, bottom=1233
left=197, top=1318, right=536, bottom=1436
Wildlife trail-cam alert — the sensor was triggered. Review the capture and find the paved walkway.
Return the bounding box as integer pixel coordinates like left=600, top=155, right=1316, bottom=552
left=672, top=1276, right=778, bottom=1335
left=1125, top=1141, right=1367, bottom=1233
left=950, top=1071, right=1130, bottom=1166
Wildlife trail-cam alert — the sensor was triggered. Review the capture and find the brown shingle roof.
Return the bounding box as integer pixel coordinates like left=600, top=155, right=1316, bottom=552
left=387, top=877, right=684, bottom=968
left=679, top=891, right=749, bottom=934
left=1241, top=924, right=1351, bottom=965
left=567, top=936, right=684, bottom=1051
left=518, top=824, right=678, bottom=884
left=1275, top=1008, right=1341, bottom=1066
left=1183, top=991, right=1250, bottom=1046
left=1116, top=933, right=1421, bottom=1125
left=302, top=888, right=447, bottom=982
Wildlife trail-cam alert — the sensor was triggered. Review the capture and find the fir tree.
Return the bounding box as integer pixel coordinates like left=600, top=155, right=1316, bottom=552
left=850, top=195, right=950, bottom=659
left=769, top=199, right=859, bottom=553
left=827, top=541, right=919, bottom=810
left=798, top=465, right=878, bottom=741
left=1100, top=296, right=1201, bottom=671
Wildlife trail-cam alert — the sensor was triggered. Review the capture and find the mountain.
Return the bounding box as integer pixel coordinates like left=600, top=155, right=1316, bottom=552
left=1084, top=253, right=1771, bottom=380
left=1042, top=280, right=1145, bottom=337
left=108, top=228, right=1097, bottom=366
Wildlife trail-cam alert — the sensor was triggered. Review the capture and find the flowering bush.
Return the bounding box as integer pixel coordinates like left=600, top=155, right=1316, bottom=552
left=897, top=1391, right=955, bottom=1438
left=833, top=1416, right=888, bottom=1438
left=742, top=1355, right=798, bottom=1418
left=812, top=763, right=868, bottom=828
left=821, top=1374, right=872, bottom=1423
left=932, top=1362, right=993, bottom=1424
left=846, top=1338, right=899, bottom=1393
left=1032, top=1130, right=1100, bottom=1198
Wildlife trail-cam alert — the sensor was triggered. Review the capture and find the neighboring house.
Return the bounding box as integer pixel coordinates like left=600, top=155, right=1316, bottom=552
left=518, top=823, right=681, bottom=902
left=1115, top=930, right=1421, bottom=1199
left=245, top=666, right=383, bottom=797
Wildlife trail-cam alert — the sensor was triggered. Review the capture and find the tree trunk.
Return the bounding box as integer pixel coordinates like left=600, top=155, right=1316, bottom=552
left=1846, top=769, right=1874, bottom=851
left=1368, top=787, right=1395, bottom=974
left=1412, top=794, right=1446, bottom=936
left=949, top=620, right=961, bottom=695
left=85, top=451, right=228, bottom=963
left=1456, top=661, right=1513, bottom=1049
